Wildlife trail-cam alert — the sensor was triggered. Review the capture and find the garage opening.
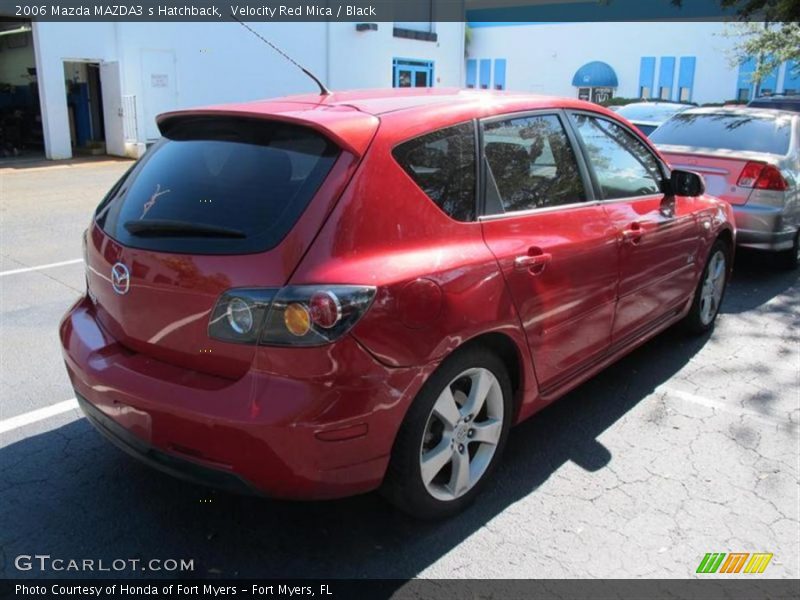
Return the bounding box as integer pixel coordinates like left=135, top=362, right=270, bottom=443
left=63, top=61, right=107, bottom=156
left=0, top=19, right=44, bottom=162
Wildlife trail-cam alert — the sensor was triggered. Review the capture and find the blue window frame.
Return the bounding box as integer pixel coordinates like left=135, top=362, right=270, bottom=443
left=759, top=58, right=779, bottom=95
left=678, top=56, right=696, bottom=102
left=479, top=59, right=492, bottom=90
left=393, top=58, right=434, bottom=88
left=736, top=57, right=780, bottom=99
left=658, top=57, right=676, bottom=100
left=783, top=61, right=800, bottom=93
left=466, top=59, right=477, bottom=88
left=493, top=59, right=507, bottom=90
left=639, top=57, right=656, bottom=98
left=736, top=57, right=756, bottom=100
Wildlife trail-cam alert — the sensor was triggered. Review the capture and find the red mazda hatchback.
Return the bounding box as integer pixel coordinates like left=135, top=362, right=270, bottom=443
left=60, top=89, right=735, bottom=518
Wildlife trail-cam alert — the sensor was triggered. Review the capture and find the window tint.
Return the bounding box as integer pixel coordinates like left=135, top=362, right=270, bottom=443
left=97, top=118, right=339, bottom=255
left=572, top=114, right=663, bottom=199
left=649, top=112, right=793, bottom=155
left=393, top=123, right=476, bottom=221
left=482, top=114, right=585, bottom=213
left=615, top=103, right=688, bottom=123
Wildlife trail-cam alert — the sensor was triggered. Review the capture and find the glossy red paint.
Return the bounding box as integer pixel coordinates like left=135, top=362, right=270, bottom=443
left=61, top=89, right=735, bottom=500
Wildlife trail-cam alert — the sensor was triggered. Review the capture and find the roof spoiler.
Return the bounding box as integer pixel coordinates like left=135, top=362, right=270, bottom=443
left=156, top=108, right=379, bottom=158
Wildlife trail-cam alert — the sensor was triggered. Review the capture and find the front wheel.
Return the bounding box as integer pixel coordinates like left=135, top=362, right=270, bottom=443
left=382, top=347, right=513, bottom=519
left=684, top=240, right=729, bottom=335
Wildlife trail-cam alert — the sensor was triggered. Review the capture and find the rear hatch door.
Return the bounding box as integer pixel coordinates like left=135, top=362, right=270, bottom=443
left=87, top=111, right=376, bottom=379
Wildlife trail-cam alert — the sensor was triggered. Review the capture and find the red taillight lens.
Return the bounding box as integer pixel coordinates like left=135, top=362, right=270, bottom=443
left=754, top=164, right=788, bottom=191
left=737, top=161, right=765, bottom=188
left=309, top=291, right=342, bottom=329
left=738, top=161, right=787, bottom=191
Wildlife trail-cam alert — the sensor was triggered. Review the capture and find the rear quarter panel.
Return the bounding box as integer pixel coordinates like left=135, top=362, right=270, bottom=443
left=289, top=113, right=539, bottom=420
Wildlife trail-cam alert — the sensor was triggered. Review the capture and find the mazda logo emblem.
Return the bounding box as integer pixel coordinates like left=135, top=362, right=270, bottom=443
left=111, top=262, right=130, bottom=295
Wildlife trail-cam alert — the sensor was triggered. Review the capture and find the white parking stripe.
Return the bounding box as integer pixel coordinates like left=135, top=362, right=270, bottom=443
left=0, top=258, right=83, bottom=277
left=0, top=399, right=80, bottom=435
left=658, top=386, right=798, bottom=431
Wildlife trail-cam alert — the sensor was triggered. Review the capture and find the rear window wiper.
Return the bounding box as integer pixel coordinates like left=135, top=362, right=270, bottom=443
left=124, top=220, right=246, bottom=239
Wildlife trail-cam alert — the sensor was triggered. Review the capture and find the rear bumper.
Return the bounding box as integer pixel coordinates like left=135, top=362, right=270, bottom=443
left=732, top=204, right=797, bottom=251
left=60, top=297, right=431, bottom=499
left=77, top=393, right=260, bottom=495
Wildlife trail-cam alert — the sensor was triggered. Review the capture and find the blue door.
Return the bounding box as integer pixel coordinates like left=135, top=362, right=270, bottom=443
left=393, top=59, right=434, bottom=88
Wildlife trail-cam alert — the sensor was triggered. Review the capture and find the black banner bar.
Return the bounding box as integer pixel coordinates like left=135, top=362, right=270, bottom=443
left=2, top=579, right=800, bottom=600
left=0, top=0, right=743, bottom=23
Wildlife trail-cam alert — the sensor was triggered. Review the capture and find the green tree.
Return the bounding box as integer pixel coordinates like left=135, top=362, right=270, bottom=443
left=671, top=0, right=800, bottom=94
left=670, top=0, right=800, bottom=20
left=724, top=22, right=800, bottom=94
left=715, top=0, right=800, bottom=21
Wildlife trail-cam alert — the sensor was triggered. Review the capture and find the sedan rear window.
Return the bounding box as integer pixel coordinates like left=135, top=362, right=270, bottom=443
left=650, top=113, right=792, bottom=155
left=96, top=118, right=339, bottom=255
left=616, top=103, right=688, bottom=123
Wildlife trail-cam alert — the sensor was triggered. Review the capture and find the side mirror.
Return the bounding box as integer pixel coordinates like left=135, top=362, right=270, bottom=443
left=665, top=169, right=705, bottom=197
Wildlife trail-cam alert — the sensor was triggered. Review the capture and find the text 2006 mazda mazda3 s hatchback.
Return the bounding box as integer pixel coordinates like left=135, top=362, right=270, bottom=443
left=60, top=89, right=735, bottom=518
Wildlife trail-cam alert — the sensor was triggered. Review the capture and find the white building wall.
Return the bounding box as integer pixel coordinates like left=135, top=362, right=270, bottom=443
left=467, top=22, right=741, bottom=104
left=31, top=22, right=117, bottom=159
left=328, top=22, right=464, bottom=89
left=28, top=20, right=464, bottom=159
left=114, top=22, right=329, bottom=144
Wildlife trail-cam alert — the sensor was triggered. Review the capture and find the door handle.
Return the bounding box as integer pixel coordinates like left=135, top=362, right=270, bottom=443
left=621, top=222, right=645, bottom=245
left=514, top=250, right=552, bottom=275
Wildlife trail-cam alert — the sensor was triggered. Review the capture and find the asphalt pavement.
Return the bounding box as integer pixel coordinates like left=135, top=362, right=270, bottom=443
left=0, top=159, right=798, bottom=580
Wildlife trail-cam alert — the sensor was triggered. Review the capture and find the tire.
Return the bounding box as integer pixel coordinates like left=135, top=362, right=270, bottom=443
left=780, top=230, right=799, bottom=271
left=381, top=346, right=513, bottom=519
left=684, top=239, right=730, bottom=335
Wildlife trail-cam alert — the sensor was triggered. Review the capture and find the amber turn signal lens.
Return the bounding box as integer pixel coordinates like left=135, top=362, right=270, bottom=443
left=284, top=302, right=311, bottom=337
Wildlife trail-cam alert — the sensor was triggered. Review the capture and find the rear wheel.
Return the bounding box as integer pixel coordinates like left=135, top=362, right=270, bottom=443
left=382, top=347, right=513, bottom=519
left=684, top=240, right=729, bottom=335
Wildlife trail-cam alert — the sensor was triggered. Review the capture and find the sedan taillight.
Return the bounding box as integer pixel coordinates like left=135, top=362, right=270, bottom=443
left=737, top=161, right=788, bottom=191
left=208, top=286, right=376, bottom=347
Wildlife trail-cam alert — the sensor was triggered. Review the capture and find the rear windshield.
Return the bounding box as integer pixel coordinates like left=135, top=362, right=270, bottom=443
left=650, top=112, right=792, bottom=155
left=748, top=99, right=800, bottom=112
left=616, top=104, right=687, bottom=123
left=97, top=118, right=339, bottom=254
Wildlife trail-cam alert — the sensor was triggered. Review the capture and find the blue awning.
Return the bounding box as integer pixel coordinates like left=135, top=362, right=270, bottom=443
left=572, top=61, right=618, bottom=88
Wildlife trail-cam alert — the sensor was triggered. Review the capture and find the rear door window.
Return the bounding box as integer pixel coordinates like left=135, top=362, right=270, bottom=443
left=571, top=114, right=663, bottom=200
left=393, top=122, right=477, bottom=222
left=481, top=113, right=586, bottom=213
left=650, top=112, right=792, bottom=155
left=97, top=118, right=339, bottom=254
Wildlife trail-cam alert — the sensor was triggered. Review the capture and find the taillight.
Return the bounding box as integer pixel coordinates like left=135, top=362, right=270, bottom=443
left=754, top=164, right=788, bottom=191
left=737, top=161, right=788, bottom=191
left=208, top=286, right=375, bottom=347
left=208, top=289, right=276, bottom=344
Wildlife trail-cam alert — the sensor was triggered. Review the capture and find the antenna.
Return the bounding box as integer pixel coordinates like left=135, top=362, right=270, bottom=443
left=231, top=15, right=332, bottom=97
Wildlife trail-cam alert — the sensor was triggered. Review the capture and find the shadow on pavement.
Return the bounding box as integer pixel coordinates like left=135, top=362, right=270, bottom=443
left=0, top=254, right=796, bottom=582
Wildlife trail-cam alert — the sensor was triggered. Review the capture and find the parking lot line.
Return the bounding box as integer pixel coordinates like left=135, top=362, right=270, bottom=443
left=658, top=385, right=798, bottom=431
left=0, top=399, right=79, bottom=435
left=0, top=258, right=83, bottom=277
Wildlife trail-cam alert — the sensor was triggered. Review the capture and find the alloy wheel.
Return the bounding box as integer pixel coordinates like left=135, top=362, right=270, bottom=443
left=419, top=368, right=504, bottom=502
left=699, top=249, right=726, bottom=325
